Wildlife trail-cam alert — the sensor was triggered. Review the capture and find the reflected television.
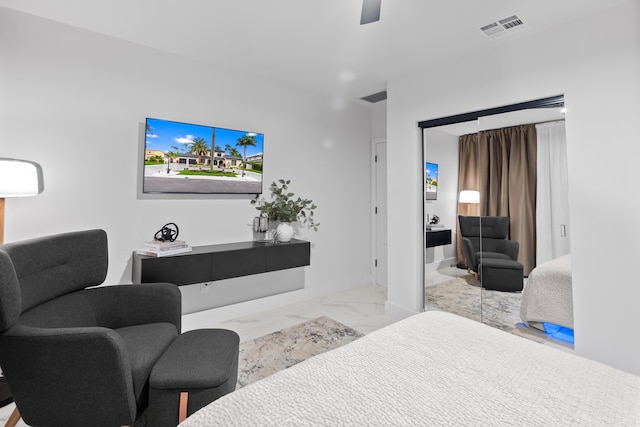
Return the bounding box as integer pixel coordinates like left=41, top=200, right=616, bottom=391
left=425, top=162, right=438, bottom=200
left=143, top=118, right=264, bottom=195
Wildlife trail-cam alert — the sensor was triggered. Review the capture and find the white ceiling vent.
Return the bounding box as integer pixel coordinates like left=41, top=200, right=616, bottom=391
left=481, top=14, right=528, bottom=38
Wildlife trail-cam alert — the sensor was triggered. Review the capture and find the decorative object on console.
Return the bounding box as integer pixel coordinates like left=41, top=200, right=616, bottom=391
left=252, top=216, right=270, bottom=242
left=137, top=223, right=191, bottom=257
left=154, top=222, right=180, bottom=242
left=425, top=214, right=444, bottom=230
left=275, top=222, right=294, bottom=243
left=137, top=240, right=192, bottom=257
left=251, top=179, right=319, bottom=243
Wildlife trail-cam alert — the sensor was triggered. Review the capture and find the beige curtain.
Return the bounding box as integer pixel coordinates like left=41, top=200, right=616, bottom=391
left=456, top=134, right=480, bottom=268
left=459, top=124, right=537, bottom=275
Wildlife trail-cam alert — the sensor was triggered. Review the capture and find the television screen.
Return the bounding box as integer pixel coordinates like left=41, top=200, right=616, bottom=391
left=143, top=118, right=264, bottom=195
left=425, top=162, right=438, bottom=200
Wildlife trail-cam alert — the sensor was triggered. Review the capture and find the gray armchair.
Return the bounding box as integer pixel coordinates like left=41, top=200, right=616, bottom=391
left=0, top=229, right=181, bottom=427
left=458, top=216, right=519, bottom=275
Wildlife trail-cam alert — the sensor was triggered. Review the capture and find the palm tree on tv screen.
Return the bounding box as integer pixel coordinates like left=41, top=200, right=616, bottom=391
left=189, top=137, right=210, bottom=166
left=236, top=134, right=257, bottom=176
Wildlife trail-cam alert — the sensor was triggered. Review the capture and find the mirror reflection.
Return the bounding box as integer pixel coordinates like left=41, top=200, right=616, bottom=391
left=424, top=96, right=574, bottom=349
left=423, top=120, right=481, bottom=322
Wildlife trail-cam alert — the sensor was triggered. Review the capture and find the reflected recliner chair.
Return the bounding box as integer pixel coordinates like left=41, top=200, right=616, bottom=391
left=0, top=229, right=182, bottom=427
left=458, top=216, right=519, bottom=277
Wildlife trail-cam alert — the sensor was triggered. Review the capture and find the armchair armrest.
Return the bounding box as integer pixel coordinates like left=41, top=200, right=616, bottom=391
left=85, top=283, right=182, bottom=332
left=0, top=325, right=137, bottom=426
left=496, top=240, right=519, bottom=261
left=460, top=237, right=478, bottom=271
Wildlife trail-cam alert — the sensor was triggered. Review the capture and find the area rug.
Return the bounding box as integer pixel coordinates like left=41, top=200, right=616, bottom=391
left=237, top=316, right=364, bottom=388
left=426, top=278, right=546, bottom=343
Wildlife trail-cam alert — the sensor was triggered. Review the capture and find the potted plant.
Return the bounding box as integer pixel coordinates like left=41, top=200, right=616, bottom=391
left=251, top=179, right=319, bottom=242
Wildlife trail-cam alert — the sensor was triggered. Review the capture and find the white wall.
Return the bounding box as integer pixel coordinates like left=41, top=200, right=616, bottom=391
left=0, top=8, right=373, bottom=323
left=423, top=128, right=459, bottom=270
left=387, top=1, right=640, bottom=374
left=371, top=100, right=387, bottom=139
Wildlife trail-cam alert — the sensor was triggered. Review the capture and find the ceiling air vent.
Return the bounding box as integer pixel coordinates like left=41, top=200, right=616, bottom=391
left=361, top=91, right=387, bottom=103
left=481, top=14, right=528, bottom=38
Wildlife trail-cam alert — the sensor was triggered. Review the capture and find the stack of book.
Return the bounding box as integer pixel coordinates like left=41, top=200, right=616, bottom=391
left=425, top=224, right=445, bottom=230
left=136, top=240, right=192, bottom=257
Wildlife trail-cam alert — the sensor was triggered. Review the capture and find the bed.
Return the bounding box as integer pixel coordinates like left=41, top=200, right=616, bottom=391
left=179, top=311, right=640, bottom=426
left=520, top=254, right=573, bottom=330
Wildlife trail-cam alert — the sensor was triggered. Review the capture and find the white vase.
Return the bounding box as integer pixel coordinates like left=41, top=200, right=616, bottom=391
left=275, top=222, right=294, bottom=243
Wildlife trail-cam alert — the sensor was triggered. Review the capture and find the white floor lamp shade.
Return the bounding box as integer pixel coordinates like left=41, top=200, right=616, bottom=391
left=458, top=190, right=480, bottom=204
left=0, top=157, right=45, bottom=244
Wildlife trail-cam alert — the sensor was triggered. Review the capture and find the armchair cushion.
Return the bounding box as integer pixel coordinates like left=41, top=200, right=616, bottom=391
left=2, top=229, right=108, bottom=313
left=116, top=322, right=178, bottom=407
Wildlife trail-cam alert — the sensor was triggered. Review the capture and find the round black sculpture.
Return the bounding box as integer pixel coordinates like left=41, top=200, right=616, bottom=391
left=154, top=223, right=179, bottom=242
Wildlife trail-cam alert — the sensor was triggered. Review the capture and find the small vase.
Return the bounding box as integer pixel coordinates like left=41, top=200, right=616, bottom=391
left=275, top=222, right=294, bottom=243
left=252, top=217, right=270, bottom=242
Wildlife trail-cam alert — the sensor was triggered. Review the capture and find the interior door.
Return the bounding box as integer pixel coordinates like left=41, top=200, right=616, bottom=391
left=374, top=140, right=388, bottom=287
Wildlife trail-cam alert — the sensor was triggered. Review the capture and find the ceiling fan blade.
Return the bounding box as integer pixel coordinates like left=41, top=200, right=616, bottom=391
left=360, top=0, right=381, bottom=25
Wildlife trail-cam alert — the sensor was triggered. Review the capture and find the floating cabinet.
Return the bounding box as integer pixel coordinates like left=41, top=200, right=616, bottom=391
left=133, top=239, right=310, bottom=286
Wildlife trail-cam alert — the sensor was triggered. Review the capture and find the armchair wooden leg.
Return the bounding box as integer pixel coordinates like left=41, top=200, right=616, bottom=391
left=179, top=391, right=189, bottom=423
left=4, top=407, right=20, bottom=427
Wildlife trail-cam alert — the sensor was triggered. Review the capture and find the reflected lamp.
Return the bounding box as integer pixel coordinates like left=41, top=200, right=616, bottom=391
left=458, top=190, right=480, bottom=204
left=0, top=158, right=45, bottom=243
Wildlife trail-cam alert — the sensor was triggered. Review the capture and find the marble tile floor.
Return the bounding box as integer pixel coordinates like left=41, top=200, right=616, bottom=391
left=0, top=284, right=395, bottom=426
left=205, top=283, right=396, bottom=343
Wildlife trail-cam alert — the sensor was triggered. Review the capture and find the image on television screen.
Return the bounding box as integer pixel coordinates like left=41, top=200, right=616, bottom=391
left=144, top=118, right=264, bottom=195
left=425, top=162, right=438, bottom=200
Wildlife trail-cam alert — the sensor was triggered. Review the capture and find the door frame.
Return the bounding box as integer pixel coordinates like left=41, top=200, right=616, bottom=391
left=371, top=137, right=387, bottom=287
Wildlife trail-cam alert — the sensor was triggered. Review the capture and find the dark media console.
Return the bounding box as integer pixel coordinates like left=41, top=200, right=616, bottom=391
left=426, top=229, right=452, bottom=248
left=132, top=239, right=311, bottom=285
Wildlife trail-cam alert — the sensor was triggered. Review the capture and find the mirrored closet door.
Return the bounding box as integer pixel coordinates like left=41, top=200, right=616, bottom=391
left=422, top=95, right=574, bottom=347
left=423, top=119, right=480, bottom=321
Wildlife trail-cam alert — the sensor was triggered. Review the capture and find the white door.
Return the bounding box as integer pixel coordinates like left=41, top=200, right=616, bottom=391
left=374, top=140, right=388, bottom=287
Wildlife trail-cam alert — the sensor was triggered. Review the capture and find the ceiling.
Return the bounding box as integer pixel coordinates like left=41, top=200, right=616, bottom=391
left=0, top=0, right=630, bottom=103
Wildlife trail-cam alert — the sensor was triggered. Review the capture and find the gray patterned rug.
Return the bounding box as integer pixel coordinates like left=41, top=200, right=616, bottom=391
left=426, top=278, right=546, bottom=343
left=237, top=316, right=364, bottom=388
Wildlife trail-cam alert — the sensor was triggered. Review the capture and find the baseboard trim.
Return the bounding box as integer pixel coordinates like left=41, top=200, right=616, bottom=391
left=425, top=257, right=457, bottom=273
left=385, top=300, right=420, bottom=320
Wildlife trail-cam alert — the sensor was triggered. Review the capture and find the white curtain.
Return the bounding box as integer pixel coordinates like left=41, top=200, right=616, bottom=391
left=536, top=120, right=571, bottom=265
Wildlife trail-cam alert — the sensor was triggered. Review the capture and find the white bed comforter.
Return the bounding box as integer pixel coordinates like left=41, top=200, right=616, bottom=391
left=520, top=254, right=573, bottom=329
left=180, top=311, right=640, bottom=426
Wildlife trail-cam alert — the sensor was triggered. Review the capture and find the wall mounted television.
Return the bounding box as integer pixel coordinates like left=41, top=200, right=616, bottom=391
left=425, top=162, right=438, bottom=200
left=143, top=117, right=264, bottom=195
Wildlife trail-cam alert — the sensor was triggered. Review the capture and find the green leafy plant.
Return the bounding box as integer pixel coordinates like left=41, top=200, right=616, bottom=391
left=251, top=179, right=319, bottom=231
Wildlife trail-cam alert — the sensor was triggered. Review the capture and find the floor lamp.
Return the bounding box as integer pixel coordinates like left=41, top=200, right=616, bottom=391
left=0, top=157, right=44, bottom=244
left=0, top=157, right=44, bottom=417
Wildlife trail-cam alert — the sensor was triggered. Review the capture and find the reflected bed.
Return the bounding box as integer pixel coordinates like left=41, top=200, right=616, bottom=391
left=520, top=254, right=573, bottom=330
